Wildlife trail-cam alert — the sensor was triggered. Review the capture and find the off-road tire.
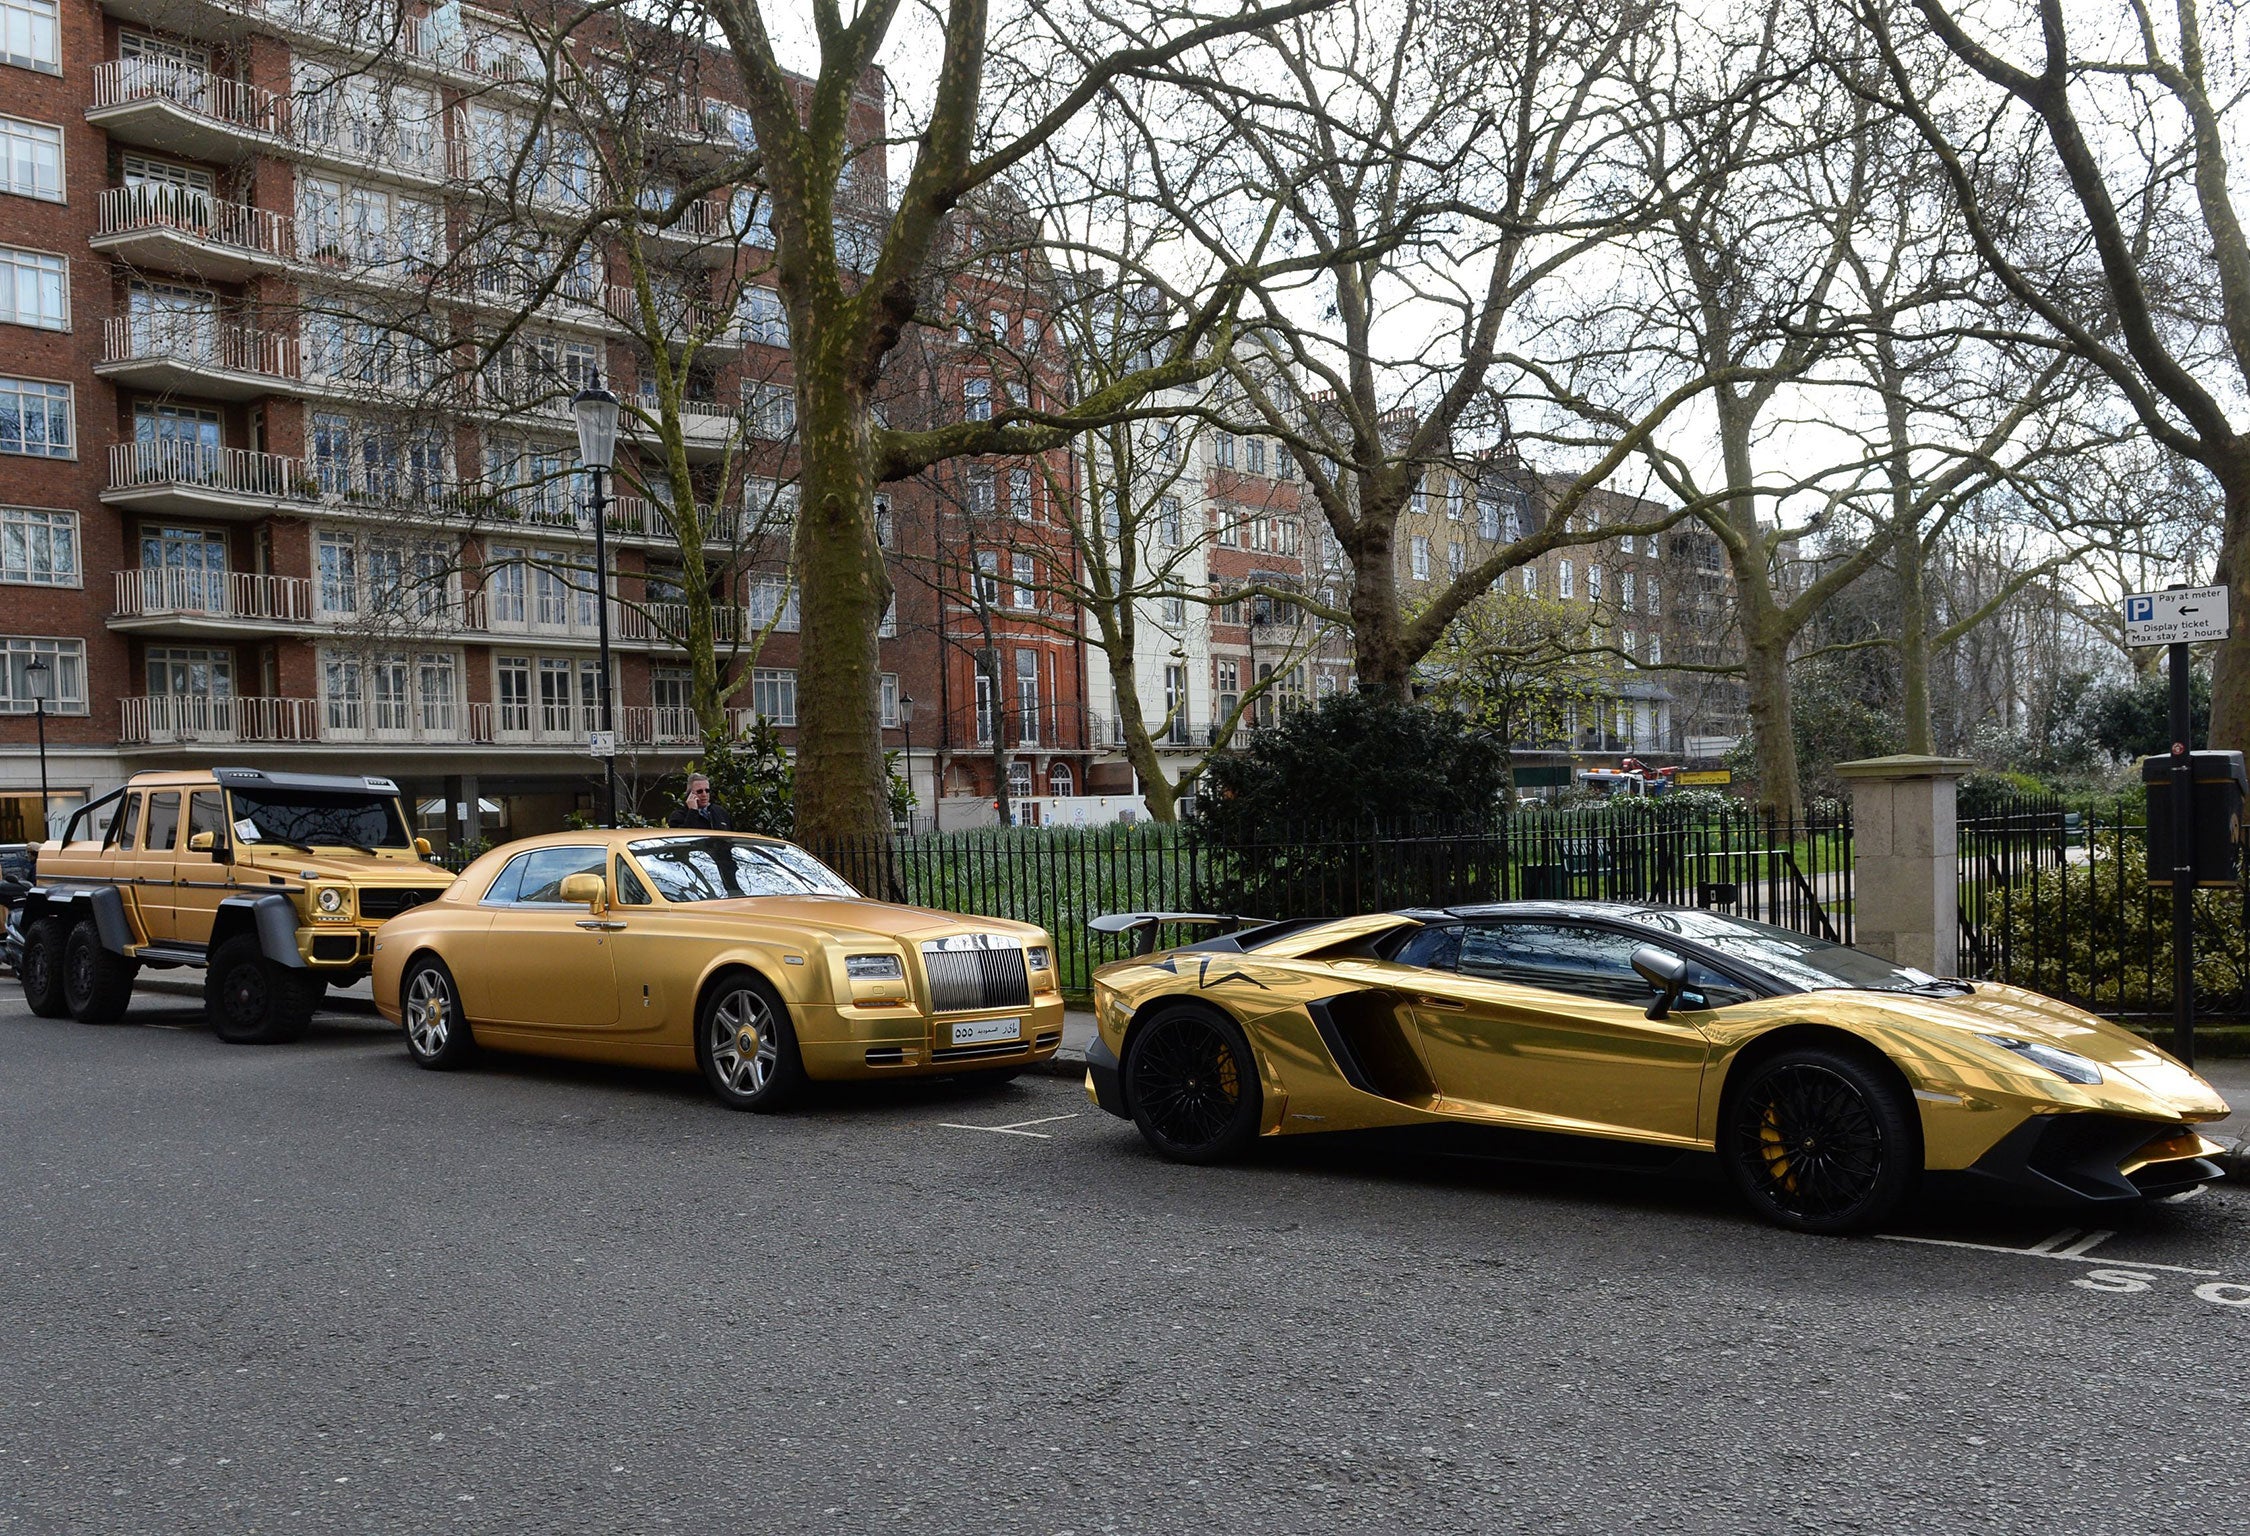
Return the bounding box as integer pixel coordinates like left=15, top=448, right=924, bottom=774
left=63, top=920, right=138, bottom=1023
left=205, top=934, right=318, bottom=1044
left=19, top=916, right=71, bottom=1018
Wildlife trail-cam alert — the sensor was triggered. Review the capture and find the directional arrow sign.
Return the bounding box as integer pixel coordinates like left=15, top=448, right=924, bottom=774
left=2123, top=586, right=2230, bottom=647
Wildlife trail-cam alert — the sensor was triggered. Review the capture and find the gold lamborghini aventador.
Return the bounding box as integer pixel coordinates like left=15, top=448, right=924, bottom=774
left=1083, top=902, right=2233, bottom=1232
left=371, top=831, right=1064, bottom=1107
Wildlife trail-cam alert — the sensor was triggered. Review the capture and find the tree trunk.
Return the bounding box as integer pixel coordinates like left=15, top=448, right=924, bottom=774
left=1712, top=391, right=1802, bottom=810
left=1350, top=519, right=1409, bottom=695
left=1741, top=617, right=1799, bottom=811
left=2210, top=447, right=2250, bottom=754
left=790, top=371, right=893, bottom=845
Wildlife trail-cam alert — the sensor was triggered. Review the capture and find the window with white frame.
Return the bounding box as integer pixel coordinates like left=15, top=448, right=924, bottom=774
left=1559, top=560, right=1574, bottom=599
left=1505, top=506, right=1523, bottom=542
left=963, top=378, right=991, bottom=421
left=744, top=475, right=799, bottom=529
left=974, top=669, right=996, bottom=744
left=966, top=467, right=995, bottom=518
left=745, top=381, right=795, bottom=439
left=1214, top=507, right=1237, bottom=548
left=494, top=654, right=532, bottom=732
left=1245, top=437, right=1267, bottom=475
left=1015, top=650, right=1040, bottom=742
left=1155, top=421, right=1180, bottom=462
left=1477, top=492, right=1501, bottom=541
left=1622, top=629, right=1637, bottom=660
left=1163, top=589, right=1185, bottom=624
left=1010, top=467, right=1035, bottom=521
left=731, top=187, right=774, bottom=248
left=1011, top=553, right=1036, bottom=610
left=652, top=667, right=693, bottom=737
left=874, top=494, right=893, bottom=548
left=1158, top=496, right=1182, bottom=548
left=880, top=672, right=900, bottom=727
left=0, top=246, right=64, bottom=329
left=1409, top=474, right=1427, bottom=517
left=1, top=506, right=76, bottom=585
left=1589, top=564, right=1603, bottom=602
left=880, top=595, right=898, bottom=637
left=1621, top=571, right=1636, bottom=610
left=739, top=286, right=788, bottom=346
left=1446, top=480, right=1464, bottom=521
left=145, top=646, right=231, bottom=700
left=973, top=550, right=1000, bottom=606
left=1214, top=433, right=1235, bottom=469
left=2, top=636, right=83, bottom=712
left=316, top=648, right=458, bottom=736
left=485, top=546, right=527, bottom=626
left=296, top=62, right=442, bottom=177
left=310, top=412, right=447, bottom=501
left=2, top=0, right=59, bottom=72
left=1647, top=634, right=1662, bottom=665
left=1447, top=541, right=1464, bottom=577
left=1646, top=573, right=1660, bottom=616
left=747, top=573, right=799, bottom=632
left=752, top=668, right=796, bottom=725
left=1410, top=536, right=1430, bottom=581
left=482, top=330, right=597, bottom=408
left=314, top=529, right=454, bottom=620
left=1522, top=565, right=1537, bottom=595
left=0, top=376, right=70, bottom=457
left=0, top=117, right=61, bottom=200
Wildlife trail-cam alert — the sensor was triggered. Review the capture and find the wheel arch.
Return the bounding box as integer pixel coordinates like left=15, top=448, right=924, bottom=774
left=691, top=958, right=793, bottom=1041
left=1117, top=992, right=1267, bottom=1120
left=212, top=894, right=305, bottom=967
left=1706, top=1021, right=1920, bottom=1147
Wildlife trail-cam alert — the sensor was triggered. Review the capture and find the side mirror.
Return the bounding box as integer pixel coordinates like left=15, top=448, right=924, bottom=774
left=188, top=831, right=215, bottom=853
left=558, top=872, right=607, bottom=912
left=414, top=836, right=433, bottom=857
left=1631, top=945, right=1689, bottom=1020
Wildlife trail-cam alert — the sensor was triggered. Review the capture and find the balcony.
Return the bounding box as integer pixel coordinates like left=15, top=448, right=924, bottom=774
left=98, top=315, right=301, bottom=400
left=120, top=694, right=319, bottom=746
left=605, top=284, right=736, bottom=349
left=112, top=569, right=315, bottom=633
left=92, top=186, right=297, bottom=284
left=105, top=443, right=315, bottom=520
left=87, top=58, right=287, bottom=162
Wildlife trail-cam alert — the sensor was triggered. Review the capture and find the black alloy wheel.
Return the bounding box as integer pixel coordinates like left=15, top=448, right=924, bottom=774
left=63, top=921, right=138, bottom=1023
left=1124, top=1006, right=1262, bottom=1164
left=205, top=935, right=317, bottom=1044
left=1724, top=1046, right=1917, bottom=1234
left=19, top=916, right=70, bottom=1018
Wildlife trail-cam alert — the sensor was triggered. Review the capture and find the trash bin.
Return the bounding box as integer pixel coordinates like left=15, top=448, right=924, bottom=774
left=2142, top=750, right=2248, bottom=886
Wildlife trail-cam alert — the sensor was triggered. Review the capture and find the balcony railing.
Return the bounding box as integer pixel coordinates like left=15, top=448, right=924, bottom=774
left=115, top=568, right=315, bottom=623
left=97, top=184, right=296, bottom=265
left=108, top=441, right=312, bottom=498
left=121, top=694, right=319, bottom=745
left=103, top=314, right=301, bottom=381
left=89, top=57, right=289, bottom=138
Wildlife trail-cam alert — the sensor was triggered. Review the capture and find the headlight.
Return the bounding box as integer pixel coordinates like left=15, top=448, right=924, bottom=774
left=315, top=887, right=347, bottom=915
left=845, top=954, right=903, bottom=980
left=1027, top=946, right=1051, bottom=971
left=1978, top=1034, right=2103, bottom=1085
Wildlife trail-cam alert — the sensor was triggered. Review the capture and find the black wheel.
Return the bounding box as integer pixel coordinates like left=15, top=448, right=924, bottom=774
left=696, top=974, right=804, bottom=1111
left=63, top=921, right=138, bottom=1023
left=205, top=935, right=317, bottom=1044
left=19, top=916, right=70, bottom=1018
left=401, top=956, right=475, bottom=1069
left=1723, top=1045, right=1919, bottom=1234
left=1124, top=1005, right=1262, bottom=1163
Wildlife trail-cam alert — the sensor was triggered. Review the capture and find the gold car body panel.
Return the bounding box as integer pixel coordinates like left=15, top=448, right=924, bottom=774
left=1090, top=925, right=2231, bottom=1171
left=371, top=830, right=1064, bottom=1081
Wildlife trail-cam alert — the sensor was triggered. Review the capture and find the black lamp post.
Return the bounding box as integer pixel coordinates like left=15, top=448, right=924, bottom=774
left=571, top=375, right=620, bottom=827
left=899, top=693, right=916, bottom=830
left=24, top=654, right=52, bottom=840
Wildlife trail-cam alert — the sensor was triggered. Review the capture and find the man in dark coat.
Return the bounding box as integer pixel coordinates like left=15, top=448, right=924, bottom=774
left=668, top=773, right=733, bottom=830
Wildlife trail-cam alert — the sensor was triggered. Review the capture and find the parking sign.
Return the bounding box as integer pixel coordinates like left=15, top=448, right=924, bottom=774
left=2122, top=586, right=2229, bottom=647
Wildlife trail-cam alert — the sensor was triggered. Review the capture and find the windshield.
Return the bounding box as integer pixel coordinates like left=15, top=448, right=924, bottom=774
left=627, top=836, right=858, bottom=902
left=227, top=789, right=412, bottom=851
left=1620, top=908, right=1955, bottom=994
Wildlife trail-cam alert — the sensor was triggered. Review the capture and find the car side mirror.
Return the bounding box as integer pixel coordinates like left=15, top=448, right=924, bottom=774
left=415, top=837, right=433, bottom=857
left=558, top=873, right=607, bottom=912
left=1631, top=945, right=1689, bottom=1020
left=188, top=831, right=215, bottom=853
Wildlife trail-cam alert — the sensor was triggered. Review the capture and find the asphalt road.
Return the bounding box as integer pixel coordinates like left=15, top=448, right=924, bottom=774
left=4, top=984, right=2249, bottom=1535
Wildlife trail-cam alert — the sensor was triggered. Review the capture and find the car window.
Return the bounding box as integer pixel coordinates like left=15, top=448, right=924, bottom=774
left=108, top=792, right=142, bottom=851
left=146, top=793, right=182, bottom=853
left=187, top=791, right=226, bottom=845
left=487, top=846, right=608, bottom=905
left=1457, top=922, right=1750, bottom=1008
left=615, top=856, right=652, bottom=906
left=1391, top=924, right=1462, bottom=971
left=627, top=836, right=859, bottom=901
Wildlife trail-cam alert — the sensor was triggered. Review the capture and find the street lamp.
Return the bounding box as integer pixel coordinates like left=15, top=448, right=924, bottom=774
left=24, top=654, right=52, bottom=841
left=898, top=693, right=916, bottom=831
left=572, top=375, right=620, bottom=827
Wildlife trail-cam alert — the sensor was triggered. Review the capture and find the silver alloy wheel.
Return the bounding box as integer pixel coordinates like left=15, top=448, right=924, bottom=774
left=405, top=967, right=452, bottom=1057
left=708, top=986, right=779, bottom=1097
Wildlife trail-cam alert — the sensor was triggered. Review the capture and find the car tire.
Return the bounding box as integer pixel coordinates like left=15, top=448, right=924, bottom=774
left=1124, top=1005, right=1263, bottom=1164
left=1723, top=1044, right=1920, bottom=1234
left=696, top=973, right=804, bottom=1111
left=205, top=935, right=317, bottom=1045
left=401, top=956, right=475, bottom=1069
left=63, top=920, right=138, bottom=1023
left=19, top=916, right=71, bottom=1018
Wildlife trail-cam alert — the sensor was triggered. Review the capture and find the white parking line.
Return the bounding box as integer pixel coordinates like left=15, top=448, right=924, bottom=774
left=939, top=1113, right=1080, bottom=1140
left=1878, top=1232, right=2222, bottom=1277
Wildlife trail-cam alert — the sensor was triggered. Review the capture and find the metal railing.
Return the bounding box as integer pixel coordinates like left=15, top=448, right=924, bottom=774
left=114, top=568, right=314, bottom=623
left=89, top=57, right=288, bottom=137
left=103, top=314, right=301, bottom=381
left=120, top=694, right=320, bottom=745
left=96, top=184, right=296, bottom=264
left=107, top=441, right=310, bottom=497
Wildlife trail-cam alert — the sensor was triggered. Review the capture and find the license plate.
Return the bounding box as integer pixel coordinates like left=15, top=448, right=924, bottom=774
left=951, top=1016, right=1022, bottom=1047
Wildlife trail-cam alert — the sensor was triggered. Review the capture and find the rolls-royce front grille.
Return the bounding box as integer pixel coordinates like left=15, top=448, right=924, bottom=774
left=360, top=887, right=444, bottom=919
left=920, top=938, right=1032, bottom=1013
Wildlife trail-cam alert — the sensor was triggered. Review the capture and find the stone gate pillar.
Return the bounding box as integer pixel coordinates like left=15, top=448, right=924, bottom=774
left=1833, top=754, right=1975, bottom=975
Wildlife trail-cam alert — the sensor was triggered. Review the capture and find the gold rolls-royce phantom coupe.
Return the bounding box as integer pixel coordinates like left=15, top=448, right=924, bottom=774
left=371, top=830, right=1064, bottom=1108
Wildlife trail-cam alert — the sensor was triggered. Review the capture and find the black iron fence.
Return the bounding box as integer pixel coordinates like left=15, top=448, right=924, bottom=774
left=1957, top=793, right=2249, bottom=1022
left=807, top=803, right=1853, bottom=995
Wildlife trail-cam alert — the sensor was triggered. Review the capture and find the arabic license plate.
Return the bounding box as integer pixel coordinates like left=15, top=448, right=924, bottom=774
left=951, top=1017, right=1022, bottom=1047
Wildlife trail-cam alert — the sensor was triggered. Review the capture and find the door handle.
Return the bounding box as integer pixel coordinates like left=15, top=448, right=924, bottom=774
left=576, top=919, right=627, bottom=931
left=1415, top=995, right=1466, bottom=1011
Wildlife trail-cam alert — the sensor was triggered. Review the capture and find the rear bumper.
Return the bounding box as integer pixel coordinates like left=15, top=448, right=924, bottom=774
left=1934, top=1111, right=2228, bottom=1207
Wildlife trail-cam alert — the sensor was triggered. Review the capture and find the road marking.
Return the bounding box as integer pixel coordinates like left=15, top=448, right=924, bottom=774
left=939, top=1113, right=1080, bottom=1140
left=1878, top=1233, right=2221, bottom=1277
left=2055, top=1229, right=2117, bottom=1258
left=2026, top=1227, right=2082, bottom=1255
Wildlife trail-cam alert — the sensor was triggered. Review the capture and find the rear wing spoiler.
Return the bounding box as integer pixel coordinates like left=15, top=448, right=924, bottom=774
left=1087, top=911, right=1272, bottom=957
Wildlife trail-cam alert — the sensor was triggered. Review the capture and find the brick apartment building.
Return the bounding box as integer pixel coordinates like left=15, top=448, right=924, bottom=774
left=0, top=0, right=1092, bottom=845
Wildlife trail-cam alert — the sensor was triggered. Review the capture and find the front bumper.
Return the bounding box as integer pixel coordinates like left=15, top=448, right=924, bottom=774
left=1940, top=1111, right=2229, bottom=1207
left=794, top=996, right=1069, bottom=1080
left=1084, top=1031, right=1126, bottom=1118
